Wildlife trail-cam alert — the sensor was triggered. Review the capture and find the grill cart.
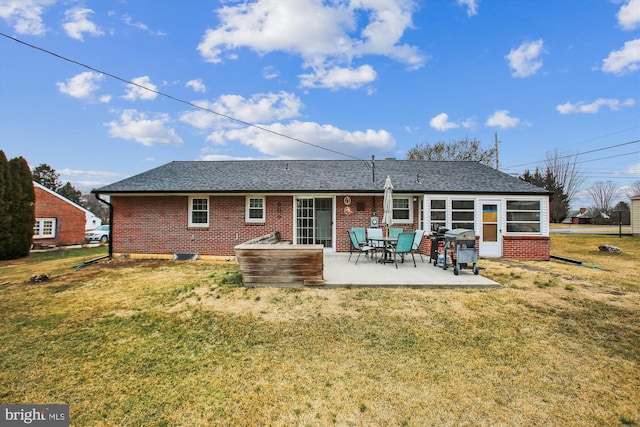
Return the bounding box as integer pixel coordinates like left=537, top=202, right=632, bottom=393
left=443, top=228, right=479, bottom=275
left=429, top=227, right=449, bottom=266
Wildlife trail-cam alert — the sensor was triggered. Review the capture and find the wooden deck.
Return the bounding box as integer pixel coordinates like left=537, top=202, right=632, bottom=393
left=234, top=243, right=324, bottom=286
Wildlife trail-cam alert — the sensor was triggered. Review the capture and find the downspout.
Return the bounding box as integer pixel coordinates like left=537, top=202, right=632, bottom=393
left=94, top=193, right=113, bottom=258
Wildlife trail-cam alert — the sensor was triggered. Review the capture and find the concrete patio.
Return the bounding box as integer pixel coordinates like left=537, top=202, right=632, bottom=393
left=322, top=252, right=500, bottom=288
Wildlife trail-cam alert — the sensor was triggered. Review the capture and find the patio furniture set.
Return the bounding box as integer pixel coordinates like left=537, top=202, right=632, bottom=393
left=347, top=227, right=425, bottom=269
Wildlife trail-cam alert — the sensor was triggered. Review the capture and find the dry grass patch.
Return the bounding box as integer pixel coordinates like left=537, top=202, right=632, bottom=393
left=1, top=238, right=639, bottom=426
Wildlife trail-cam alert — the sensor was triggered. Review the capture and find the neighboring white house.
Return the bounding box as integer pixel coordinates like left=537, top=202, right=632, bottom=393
left=632, top=195, right=640, bottom=237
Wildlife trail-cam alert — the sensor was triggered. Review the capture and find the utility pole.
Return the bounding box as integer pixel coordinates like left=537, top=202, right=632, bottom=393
left=494, top=132, right=500, bottom=170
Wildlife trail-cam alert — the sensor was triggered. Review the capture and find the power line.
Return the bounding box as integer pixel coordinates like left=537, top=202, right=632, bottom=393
left=505, top=139, right=640, bottom=169
left=574, top=150, right=639, bottom=165
left=0, top=32, right=364, bottom=161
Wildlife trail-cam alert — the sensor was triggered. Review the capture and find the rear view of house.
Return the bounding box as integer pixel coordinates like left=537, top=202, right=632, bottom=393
left=94, top=159, right=552, bottom=261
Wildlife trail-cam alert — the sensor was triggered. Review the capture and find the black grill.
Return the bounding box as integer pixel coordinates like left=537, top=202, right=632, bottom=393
left=429, top=227, right=448, bottom=265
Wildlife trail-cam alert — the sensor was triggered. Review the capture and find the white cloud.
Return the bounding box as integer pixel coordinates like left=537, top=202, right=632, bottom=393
left=625, top=162, right=640, bottom=175
left=429, top=113, right=476, bottom=131
left=299, top=65, right=377, bottom=90
left=213, top=120, right=395, bottom=159
left=186, top=79, right=206, bottom=93
left=107, top=109, right=183, bottom=146
left=430, top=113, right=459, bottom=131
left=59, top=168, right=120, bottom=179
left=63, top=7, right=104, bottom=41
left=123, top=76, right=158, bottom=101
left=121, top=13, right=166, bottom=36
left=602, top=38, right=640, bottom=75
left=180, top=91, right=303, bottom=130
left=457, top=0, right=479, bottom=17
left=617, top=0, right=640, bottom=30
left=0, top=0, right=54, bottom=35
left=263, top=66, right=279, bottom=80
left=196, top=0, right=425, bottom=89
left=505, top=39, right=544, bottom=78
left=556, top=98, right=636, bottom=114
left=485, top=110, right=527, bottom=129
left=56, top=71, right=104, bottom=99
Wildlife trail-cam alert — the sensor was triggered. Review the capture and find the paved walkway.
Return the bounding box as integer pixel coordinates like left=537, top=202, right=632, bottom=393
left=322, top=252, right=500, bottom=288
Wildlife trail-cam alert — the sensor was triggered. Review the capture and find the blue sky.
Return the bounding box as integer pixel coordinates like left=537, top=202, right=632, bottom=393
left=1, top=0, right=638, bottom=208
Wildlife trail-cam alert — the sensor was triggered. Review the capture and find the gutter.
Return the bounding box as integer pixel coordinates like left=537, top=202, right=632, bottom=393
left=94, top=192, right=113, bottom=259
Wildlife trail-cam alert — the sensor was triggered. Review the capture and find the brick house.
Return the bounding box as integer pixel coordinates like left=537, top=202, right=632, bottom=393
left=94, top=159, right=551, bottom=260
left=33, top=182, right=98, bottom=248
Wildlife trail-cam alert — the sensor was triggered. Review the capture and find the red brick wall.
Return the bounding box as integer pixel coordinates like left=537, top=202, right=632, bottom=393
left=33, top=186, right=86, bottom=247
left=422, top=235, right=550, bottom=261
left=336, top=195, right=421, bottom=252
left=112, top=195, right=294, bottom=256
left=112, top=194, right=550, bottom=260
left=502, top=235, right=550, bottom=260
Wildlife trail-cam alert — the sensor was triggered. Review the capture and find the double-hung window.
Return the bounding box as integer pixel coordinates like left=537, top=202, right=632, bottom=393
left=392, top=197, right=412, bottom=223
left=189, top=197, right=209, bottom=227
left=34, top=218, right=56, bottom=238
left=246, top=196, right=265, bottom=222
left=507, top=200, right=541, bottom=232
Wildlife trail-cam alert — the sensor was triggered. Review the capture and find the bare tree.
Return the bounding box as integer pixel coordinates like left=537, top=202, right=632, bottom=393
left=586, top=180, right=618, bottom=213
left=406, top=137, right=496, bottom=167
left=544, top=149, right=584, bottom=204
left=624, top=180, right=640, bottom=198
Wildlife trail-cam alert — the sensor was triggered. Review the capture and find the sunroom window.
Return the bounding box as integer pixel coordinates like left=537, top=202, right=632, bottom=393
left=451, top=200, right=475, bottom=229
left=507, top=200, right=541, bottom=232
left=430, top=199, right=446, bottom=231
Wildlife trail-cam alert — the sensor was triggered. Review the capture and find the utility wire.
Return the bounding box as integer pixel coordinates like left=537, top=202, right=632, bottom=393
left=505, top=139, right=640, bottom=169
left=0, top=32, right=364, bottom=161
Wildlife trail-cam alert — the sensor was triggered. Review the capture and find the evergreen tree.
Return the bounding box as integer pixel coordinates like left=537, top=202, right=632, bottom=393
left=6, top=157, right=35, bottom=258
left=521, top=167, right=569, bottom=223
left=58, top=181, right=82, bottom=205
left=0, top=151, right=10, bottom=259
left=32, top=163, right=61, bottom=191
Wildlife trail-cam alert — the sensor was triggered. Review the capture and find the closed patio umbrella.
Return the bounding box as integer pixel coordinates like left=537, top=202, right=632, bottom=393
left=381, top=175, right=393, bottom=233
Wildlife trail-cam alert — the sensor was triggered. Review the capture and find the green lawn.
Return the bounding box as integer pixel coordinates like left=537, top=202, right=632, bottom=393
left=0, top=237, right=638, bottom=426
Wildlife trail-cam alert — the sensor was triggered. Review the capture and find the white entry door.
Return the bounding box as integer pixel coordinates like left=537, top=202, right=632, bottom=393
left=479, top=201, right=502, bottom=257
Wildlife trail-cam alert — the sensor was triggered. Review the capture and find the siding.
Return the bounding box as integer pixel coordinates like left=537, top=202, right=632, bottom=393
left=632, top=196, right=640, bottom=237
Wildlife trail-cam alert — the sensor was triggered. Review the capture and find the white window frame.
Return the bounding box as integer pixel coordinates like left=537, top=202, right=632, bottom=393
left=451, top=198, right=476, bottom=230
left=188, top=196, right=209, bottom=227
left=34, top=218, right=56, bottom=238
left=506, top=199, right=542, bottom=233
left=429, top=198, right=447, bottom=232
left=246, top=196, right=266, bottom=223
left=392, top=196, right=413, bottom=224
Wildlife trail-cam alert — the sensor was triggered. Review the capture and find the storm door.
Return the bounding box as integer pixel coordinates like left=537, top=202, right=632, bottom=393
left=479, top=201, right=502, bottom=257
left=296, top=197, right=334, bottom=249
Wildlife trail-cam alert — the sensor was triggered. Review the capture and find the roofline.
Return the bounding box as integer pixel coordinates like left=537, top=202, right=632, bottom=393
left=34, top=181, right=98, bottom=217
left=94, top=189, right=551, bottom=196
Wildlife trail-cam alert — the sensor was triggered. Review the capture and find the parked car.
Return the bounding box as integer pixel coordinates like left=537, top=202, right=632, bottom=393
left=85, top=225, right=110, bottom=244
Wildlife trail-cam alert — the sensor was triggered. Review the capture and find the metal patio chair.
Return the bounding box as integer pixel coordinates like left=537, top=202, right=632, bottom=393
left=411, top=229, right=426, bottom=262
left=389, top=232, right=416, bottom=268
left=348, top=230, right=376, bottom=265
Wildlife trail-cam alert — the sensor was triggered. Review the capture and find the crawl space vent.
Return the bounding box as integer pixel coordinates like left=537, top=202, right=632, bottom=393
left=173, top=253, right=199, bottom=261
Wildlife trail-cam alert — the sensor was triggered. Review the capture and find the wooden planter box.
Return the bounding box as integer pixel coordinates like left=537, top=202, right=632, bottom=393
left=234, top=243, right=324, bottom=286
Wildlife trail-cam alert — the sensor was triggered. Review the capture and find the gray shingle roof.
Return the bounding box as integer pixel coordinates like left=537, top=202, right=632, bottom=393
left=95, top=160, right=549, bottom=195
